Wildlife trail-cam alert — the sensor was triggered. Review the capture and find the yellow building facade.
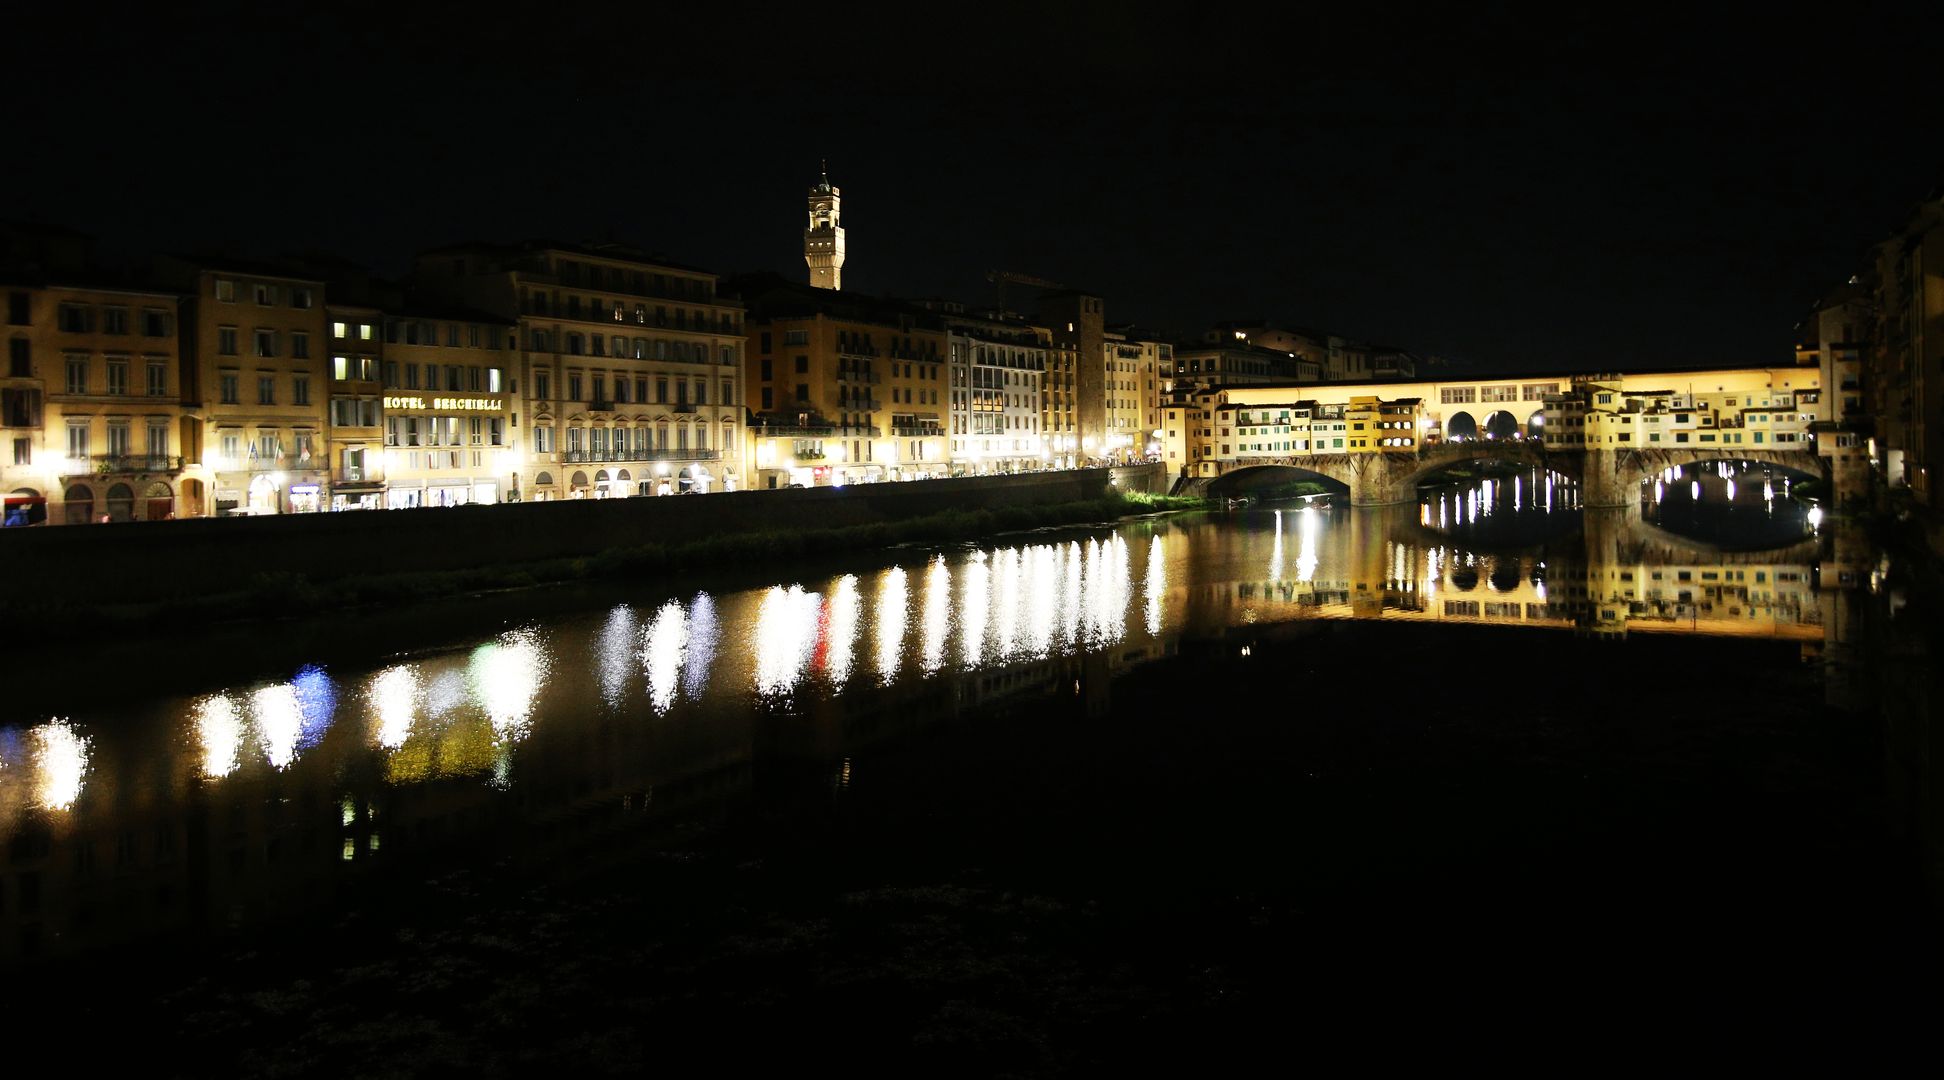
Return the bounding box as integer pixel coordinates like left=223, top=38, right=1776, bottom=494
left=414, top=242, right=746, bottom=498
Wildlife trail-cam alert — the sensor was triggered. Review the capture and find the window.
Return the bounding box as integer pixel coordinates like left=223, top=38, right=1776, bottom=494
left=6, top=292, right=27, bottom=325
left=359, top=323, right=373, bottom=341
left=220, top=372, right=239, bottom=404
left=290, top=287, right=313, bottom=309
left=331, top=321, right=348, bottom=339
left=534, top=425, right=554, bottom=454
left=258, top=376, right=276, bottom=405
left=254, top=284, right=276, bottom=305
left=291, top=331, right=309, bottom=359
left=293, top=375, right=310, bottom=406
left=67, top=420, right=89, bottom=459
left=567, top=373, right=583, bottom=402
left=784, top=330, right=809, bottom=346
left=254, top=329, right=276, bottom=357
left=218, top=327, right=238, bottom=355
left=102, top=307, right=129, bottom=335
left=147, top=419, right=169, bottom=454
left=214, top=279, right=235, bottom=302
left=58, top=304, right=92, bottom=332
left=106, top=420, right=130, bottom=457
left=65, top=356, right=87, bottom=394
left=534, top=371, right=550, bottom=400
left=795, top=355, right=808, bottom=374
left=106, top=358, right=128, bottom=395
left=333, top=356, right=349, bottom=380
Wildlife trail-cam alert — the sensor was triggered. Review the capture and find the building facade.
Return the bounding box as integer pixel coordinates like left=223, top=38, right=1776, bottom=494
left=414, top=242, right=745, bottom=499
left=160, top=257, right=331, bottom=517
left=739, top=278, right=948, bottom=488
left=1870, top=191, right=1944, bottom=504
left=1102, top=329, right=1166, bottom=462
left=3, top=280, right=197, bottom=524
left=943, top=311, right=1047, bottom=474
left=372, top=307, right=522, bottom=508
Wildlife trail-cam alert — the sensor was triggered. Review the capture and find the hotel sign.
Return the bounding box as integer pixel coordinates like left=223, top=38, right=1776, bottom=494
left=383, top=395, right=505, bottom=412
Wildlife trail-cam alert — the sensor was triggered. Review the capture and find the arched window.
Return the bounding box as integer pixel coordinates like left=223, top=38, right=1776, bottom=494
left=65, top=483, right=95, bottom=524
left=106, top=482, right=135, bottom=522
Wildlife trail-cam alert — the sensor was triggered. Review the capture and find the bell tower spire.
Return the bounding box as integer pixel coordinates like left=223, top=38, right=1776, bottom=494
left=805, top=164, right=844, bottom=291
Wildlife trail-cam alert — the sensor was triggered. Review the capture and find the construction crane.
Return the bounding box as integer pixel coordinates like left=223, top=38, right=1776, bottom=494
left=986, top=270, right=1066, bottom=315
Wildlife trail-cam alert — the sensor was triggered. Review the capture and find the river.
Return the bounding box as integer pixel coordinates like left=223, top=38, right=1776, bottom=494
left=1, top=466, right=1931, bottom=1069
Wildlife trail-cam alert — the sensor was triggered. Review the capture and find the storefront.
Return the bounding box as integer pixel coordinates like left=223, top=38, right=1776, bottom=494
left=331, top=482, right=383, bottom=511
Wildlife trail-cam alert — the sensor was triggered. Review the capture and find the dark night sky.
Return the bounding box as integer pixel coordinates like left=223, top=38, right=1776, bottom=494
left=3, top=4, right=1938, bottom=372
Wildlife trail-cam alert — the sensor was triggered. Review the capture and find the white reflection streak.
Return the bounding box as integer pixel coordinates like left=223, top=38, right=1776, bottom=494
left=921, top=558, right=950, bottom=675
left=1144, top=535, right=1166, bottom=637
left=471, top=629, right=546, bottom=740
left=754, top=585, right=821, bottom=695
left=994, top=549, right=1023, bottom=660
left=1061, top=541, right=1083, bottom=649
left=251, top=684, right=303, bottom=770
left=1026, top=547, right=1057, bottom=656
left=960, top=552, right=990, bottom=668
left=1297, top=508, right=1320, bottom=583
left=684, top=593, right=718, bottom=699
left=29, top=719, right=89, bottom=811
left=369, top=666, right=417, bottom=750
left=874, top=566, right=909, bottom=684
left=597, top=605, right=639, bottom=708
left=196, top=694, right=244, bottom=778
left=643, top=599, right=688, bottom=713
left=1269, top=510, right=1285, bottom=581
left=826, top=575, right=860, bottom=689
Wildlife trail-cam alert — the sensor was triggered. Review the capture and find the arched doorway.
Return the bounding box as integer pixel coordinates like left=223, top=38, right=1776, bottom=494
left=1483, top=410, right=1519, bottom=440
left=64, top=483, right=95, bottom=524
left=106, top=482, right=135, bottom=522
left=614, top=468, right=632, bottom=498
left=1446, top=411, right=1478, bottom=441
left=248, top=473, right=279, bottom=514
left=569, top=470, right=590, bottom=499
left=1527, top=410, right=1545, bottom=439
left=179, top=478, right=205, bottom=518
left=533, top=471, right=554, bottom=503
left=4, top=487, right=46, bottom=527
left=143, top=481, right=174, bottom=521
left=593, top=468, right=612, bottom=498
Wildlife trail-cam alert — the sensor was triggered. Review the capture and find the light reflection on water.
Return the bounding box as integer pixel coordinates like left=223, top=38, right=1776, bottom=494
left=0, top=478, right=1862, bottom=960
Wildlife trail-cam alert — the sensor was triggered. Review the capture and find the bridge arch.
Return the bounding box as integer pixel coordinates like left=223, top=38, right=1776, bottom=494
left=1482, top=410, right=1520, bottom=440
left=1446, top=411, right=1477, bottom=441
left=1527, top=410, right=1545, bottom=439
left=1584, top=447, right=1827, bottom=508
left=1206, top=463, right=1351, bottom=498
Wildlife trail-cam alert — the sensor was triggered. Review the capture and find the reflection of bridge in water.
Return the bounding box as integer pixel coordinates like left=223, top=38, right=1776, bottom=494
left=1172, top=502, right=1855, bottom=643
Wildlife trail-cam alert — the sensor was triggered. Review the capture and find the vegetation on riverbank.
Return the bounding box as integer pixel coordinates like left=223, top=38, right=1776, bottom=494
left=6, top=489, right=1210, bottom=643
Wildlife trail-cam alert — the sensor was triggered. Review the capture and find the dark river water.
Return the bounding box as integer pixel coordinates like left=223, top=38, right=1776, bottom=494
left=1, top=467, right=1930, bottom=1068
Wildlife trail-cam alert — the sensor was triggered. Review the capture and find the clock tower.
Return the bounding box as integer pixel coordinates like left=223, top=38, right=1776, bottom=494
left=804, top=164, right=844, bottom=291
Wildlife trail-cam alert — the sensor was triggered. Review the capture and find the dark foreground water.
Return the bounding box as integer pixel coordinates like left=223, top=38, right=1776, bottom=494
left=2, top=469, right=1936, bottom=1072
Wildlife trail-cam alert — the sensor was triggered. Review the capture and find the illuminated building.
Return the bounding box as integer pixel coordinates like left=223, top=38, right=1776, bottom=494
left=3, top=229, right=201, bottom=523
left=373, top=305, right=521, bottom=507
left=412, top=241, right=746, bottom=498
left=804, top=166, right=845, bottom=291
left=736, top=275, right=948, bottom=488
left=156, top=255, right=331, bottom=516
left=938, top=308, right=1047, bottom=474
left=1102, top=328, right=1167, bottom=463
left=1035, top=291, right=1106, bottom=461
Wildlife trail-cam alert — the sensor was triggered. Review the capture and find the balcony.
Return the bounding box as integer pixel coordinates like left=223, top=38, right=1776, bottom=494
left=87, top=454, right=185, bottom=474
left=891, top=425, right=943, bottom=437
left=673, top=402, right=698, bottom=413
left=753, top=424, right=835, bottom=437
left=838, top=370, right=882, bottom=384
left=562, top=448, right=721, bottom=464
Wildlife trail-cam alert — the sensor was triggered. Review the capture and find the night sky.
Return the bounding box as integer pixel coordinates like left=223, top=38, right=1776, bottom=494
left=3, top=5, right=1937, bottom=372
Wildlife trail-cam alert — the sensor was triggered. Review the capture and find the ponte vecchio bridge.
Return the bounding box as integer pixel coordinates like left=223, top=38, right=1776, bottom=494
left=1164, top=365, right=1846, bottom=507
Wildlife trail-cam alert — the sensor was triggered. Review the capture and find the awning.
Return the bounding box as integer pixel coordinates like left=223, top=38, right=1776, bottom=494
left=331, top=482, right=385, bottom=494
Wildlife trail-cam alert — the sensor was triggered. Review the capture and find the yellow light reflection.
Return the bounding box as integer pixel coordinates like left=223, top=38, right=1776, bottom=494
left=470, top=628, right=547, bottom=740
left=683, top=593, right=718, bottom=700
left=29, top=719, right=90, bottom=811
left=195, top=694, right=243, bottom=779
left=960, top=551, right=990, bottom=668
left=825, top=574, right=860, bottom=689
left=1027, top=544, right=1058, bottom=657
left=1269, top=510, right=1285, bottom=581
left=993, top=548, right=1022, bottom=661
left=874, top=566, right=909, bottom=684
left=921, top=557, right=950, bottom=675
left=1144, top=535, right=1165, bottom=636
left=754, top=585, right=820, bottom=695
left=369, top=665, right=418, bottom=750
